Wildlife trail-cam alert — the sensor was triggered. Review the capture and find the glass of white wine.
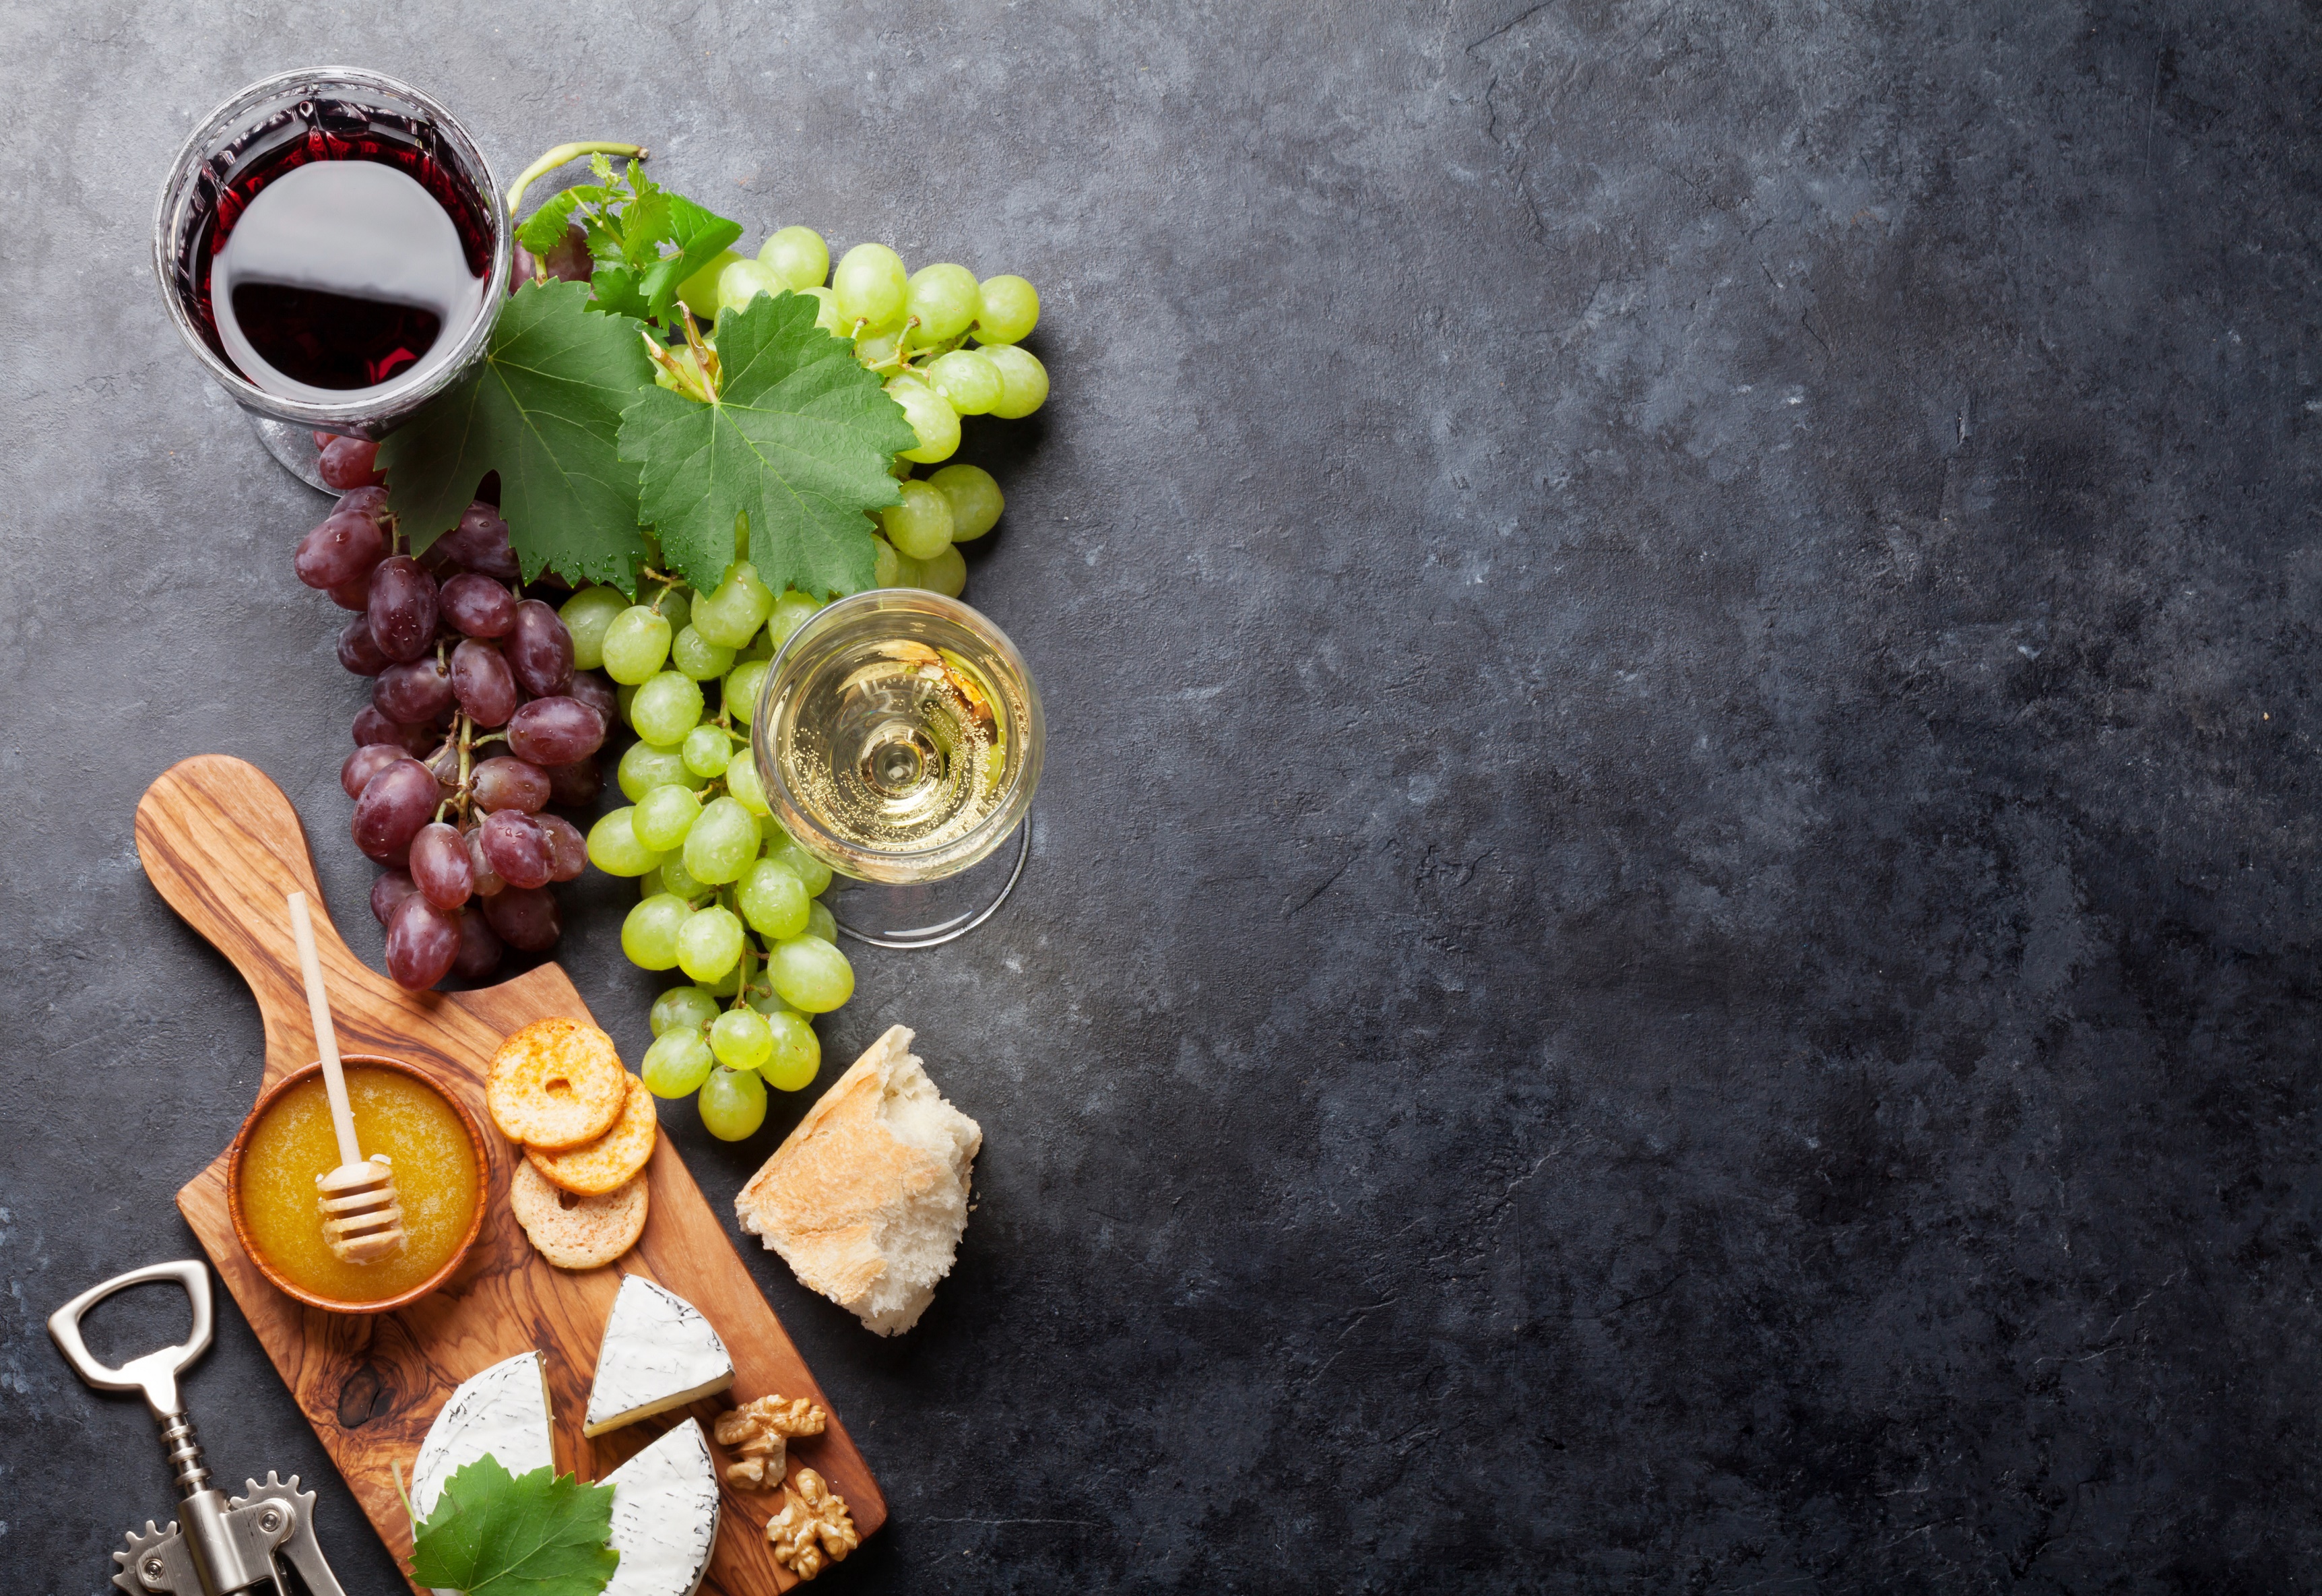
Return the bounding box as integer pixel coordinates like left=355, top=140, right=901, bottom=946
left=752, top=591, right=1043, bottom=949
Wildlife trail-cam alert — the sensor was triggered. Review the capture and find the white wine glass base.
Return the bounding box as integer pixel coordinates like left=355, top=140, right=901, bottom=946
left=249, top=414, right=334, bottom=492
left=824, top=813, right=1031, bottom=950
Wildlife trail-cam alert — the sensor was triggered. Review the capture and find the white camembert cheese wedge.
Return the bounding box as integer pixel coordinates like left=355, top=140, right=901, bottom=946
left=600, top=1418, right=722, bottom=1596
left=410, top=1350, right=555, bottom=1519
left=583, top=1275, right=734, bottom=1438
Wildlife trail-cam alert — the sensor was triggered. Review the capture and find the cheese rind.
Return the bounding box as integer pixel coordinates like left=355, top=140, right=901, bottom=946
left=584, top=1275, right=735, bottom=1437
left=410, top=1351, right=554, bottom=1519
left=602, top=1418, right=722, bottom=1596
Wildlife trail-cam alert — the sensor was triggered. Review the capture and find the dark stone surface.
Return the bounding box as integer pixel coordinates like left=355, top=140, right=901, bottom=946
left=3, top=2, right=2318, bottom=1590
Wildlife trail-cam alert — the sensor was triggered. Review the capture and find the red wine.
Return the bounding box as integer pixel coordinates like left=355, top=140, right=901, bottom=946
left=165, top=95, right=492, bottom=395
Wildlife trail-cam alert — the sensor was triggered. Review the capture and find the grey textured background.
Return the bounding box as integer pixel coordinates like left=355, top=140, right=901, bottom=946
left=3, top=1, right=2319, bottom=1591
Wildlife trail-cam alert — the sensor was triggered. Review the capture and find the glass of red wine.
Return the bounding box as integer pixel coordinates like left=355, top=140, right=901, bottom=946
left=154, top=69, right=509, bottom=490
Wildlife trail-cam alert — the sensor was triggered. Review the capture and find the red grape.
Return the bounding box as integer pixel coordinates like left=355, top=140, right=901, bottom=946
left=505, top=600, right=575, bottom=696
left=450, top=639, right=519, bottom=726
left=537, top=813, right=588, bottom=881
left=409, top=821, right=474, bottom=909
left=465, top=827, right=506, bottom=897
left=319, top=435, right=386, bottom=491
left=452, top=906, right=504, bottom=980
left=431, top=503, right=522, bottom=583
left=341, top=743, right=407, bottom=800
left=472, top=755, right=550, bottom=813
left=335, top=485, right=389, bottom=521
left=482, top=885, right=560, bottom=951
left=565, top=671, right=617, bottom=732
left=295, top=511, right=386, bottom=589
left=480, top=808, right=554, bottom=889
left=351, top=759, right=439, bottom=861
left=327, top=570, right=373, bottom=611
left=367, top=556, right=439, bottom=662
left=440, top=573, right=517, bottom=638
left=352, top=705, right=435, bottom=756
left=370, top=869, right=418, bottom=925
left=506, top=696, right=606, bottom=765
left=385, top=893, right=460, bottom=988
left=544, top=757, right=602, bottom=808
left=337, top=616, right=390, bottom=675
left=375, top=655, right=455, bottom=724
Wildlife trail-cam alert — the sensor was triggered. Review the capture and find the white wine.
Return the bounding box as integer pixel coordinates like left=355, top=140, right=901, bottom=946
left=756, top=593, right=1041, bottom=883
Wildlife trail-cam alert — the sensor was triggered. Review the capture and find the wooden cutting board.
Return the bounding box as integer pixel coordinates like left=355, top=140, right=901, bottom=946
left=138, top=755, right=882, bottom=1594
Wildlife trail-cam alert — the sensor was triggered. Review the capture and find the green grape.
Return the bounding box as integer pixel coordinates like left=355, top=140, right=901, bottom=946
left=692, top=562, right=775, bottom=647
left=676, top=905, right=746, bottom=981
left=658, top=852, right=709, bottom=900
left=724, top=660, right=772, bottom=727
left=769, top=934, right=854, bottom=1013
left=617, top=680, right=638, bottom=721
left=833, top=243, right=908, bottom=331
left=767, top=589, right=822, bottom=648
left=709, top=1008, right=773, bottom=1072
left=877, top=478, right=956, bottom=560
left=633, top=784, right=702, bottom=852
left=718, top=258, right=784, bottom=314
left=763, top=837, right=834, bottom=896
left=907, top=263, right=982, bottom=343
left=761, top=1012, right=820, bottom=1091
left=805, top=899, right=839, bottom=945
left=631, top=670, right=706, bottom=744
left=670, top=625, right=735, bottom=681
left=926, top=348, right=1003, bottom=416
left=587, top=808, right=666, bottom=876
left=973, top=274, right=1040, bottom=344
left=682, top=725, right=734, bottom=778
left=684, top=797, right=761, bottom=885
left=639, top=866, right=664, bottom=898
left=726, top=750, right=770, bottom=815
left=701, top=963, right=742, bottom=998
left=928, top=463, right=1003, bottom=542
left=697, top=1066, right=767, bottom=1140
left=619, top=740, right=705, bottom=800
left=982, top=344, right=1049, bottom=418
left=602, top=605, right=674, bottom=684
left=736, top=858, right=810, bottom=940
left=760, top=225, right=830, bottom=291
left=872, top=535, right=905, bottom=587
left=655, top=587, right=691, bottom=631
left=559, top=586, right=629, bottom=671
left=678, top=249, right=744, bottom=322
left=916, top=544, right=967, bottom=598
left=643, top=1029, right=716, bottom=1097
left=734, top=629, right=775, bottom=666
left=797, top=284, right=845, bottom=336
left=854, top=326, right=906, bottom=369
left=748, top=986, right=799, bottom=1017
left=622, top=893, right=692, bottom=970
left=886, top=376, right=961, bottom=464
left=651, top=986, right=722, bottom=1036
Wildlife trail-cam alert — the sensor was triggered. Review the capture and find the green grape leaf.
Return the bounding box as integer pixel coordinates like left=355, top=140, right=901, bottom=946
left=618, top=291, right=917, bottom=598
left=406, top=1456, right=618, bottom=1596
left=378, top=280, right=655, bottom=591
left=638, top=193, right=742, bottom=323
left=514, top=187, right=592, bottom=256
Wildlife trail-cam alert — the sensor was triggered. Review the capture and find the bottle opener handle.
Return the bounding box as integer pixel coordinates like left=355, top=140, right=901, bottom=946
left=49, top=1260, right=214, bottom=1419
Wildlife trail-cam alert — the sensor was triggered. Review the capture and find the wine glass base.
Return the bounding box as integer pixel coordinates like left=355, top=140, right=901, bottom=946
left=247, top=411, right=332, bottom=492
left=825, top=816, right=1031, bottom=950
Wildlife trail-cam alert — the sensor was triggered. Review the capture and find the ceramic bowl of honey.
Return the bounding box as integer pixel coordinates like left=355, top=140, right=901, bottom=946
left=228, top=1054, right=488, bottom=1313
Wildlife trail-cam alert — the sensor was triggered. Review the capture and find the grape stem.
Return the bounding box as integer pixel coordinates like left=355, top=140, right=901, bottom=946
left=506, top=141, right=650, bottom=218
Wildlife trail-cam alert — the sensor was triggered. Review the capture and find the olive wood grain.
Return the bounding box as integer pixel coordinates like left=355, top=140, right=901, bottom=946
left=137, top=755, right=883, bottom=1594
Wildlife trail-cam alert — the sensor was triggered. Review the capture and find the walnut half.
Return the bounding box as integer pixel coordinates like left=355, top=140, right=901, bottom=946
left=765, top=1467, right=858, bottom=1580
left=713, top=1394, right=829, bottom=1489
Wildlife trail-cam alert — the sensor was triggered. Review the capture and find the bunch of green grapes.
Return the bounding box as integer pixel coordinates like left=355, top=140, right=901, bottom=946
left=563, top=569, right=858, bottom=1140
left=676, top=225, right=1039, bottom=599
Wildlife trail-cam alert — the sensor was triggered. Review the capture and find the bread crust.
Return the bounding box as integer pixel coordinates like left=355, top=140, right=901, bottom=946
left=486, top=1017, right=627, bottom=1150
left=734, top=1025, right=979, bottom=1334
left=525, top=1074, right=658, bottom=1195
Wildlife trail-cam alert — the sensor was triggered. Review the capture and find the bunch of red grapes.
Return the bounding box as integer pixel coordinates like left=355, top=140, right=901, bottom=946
left=302, top=435, right=616, bottom=990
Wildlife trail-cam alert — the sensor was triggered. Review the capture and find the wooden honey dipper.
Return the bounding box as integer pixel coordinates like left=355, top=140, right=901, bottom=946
left=286, top=892, right=406, bottom=1263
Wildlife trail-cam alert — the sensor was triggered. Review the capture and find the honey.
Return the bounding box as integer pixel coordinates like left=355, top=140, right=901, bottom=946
left=237, top=1065, right=480, bottom=1304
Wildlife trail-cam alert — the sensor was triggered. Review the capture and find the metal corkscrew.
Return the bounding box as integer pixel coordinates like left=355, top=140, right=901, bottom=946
left=48, top=1260, right=349, bottom=1596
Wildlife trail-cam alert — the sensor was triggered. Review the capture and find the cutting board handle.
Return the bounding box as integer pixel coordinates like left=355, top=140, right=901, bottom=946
left=135, top=755, right=381, bottom=1077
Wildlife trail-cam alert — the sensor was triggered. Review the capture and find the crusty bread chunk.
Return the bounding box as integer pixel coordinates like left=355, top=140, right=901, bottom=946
left=734, top=1025, right=980, bottom=1336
